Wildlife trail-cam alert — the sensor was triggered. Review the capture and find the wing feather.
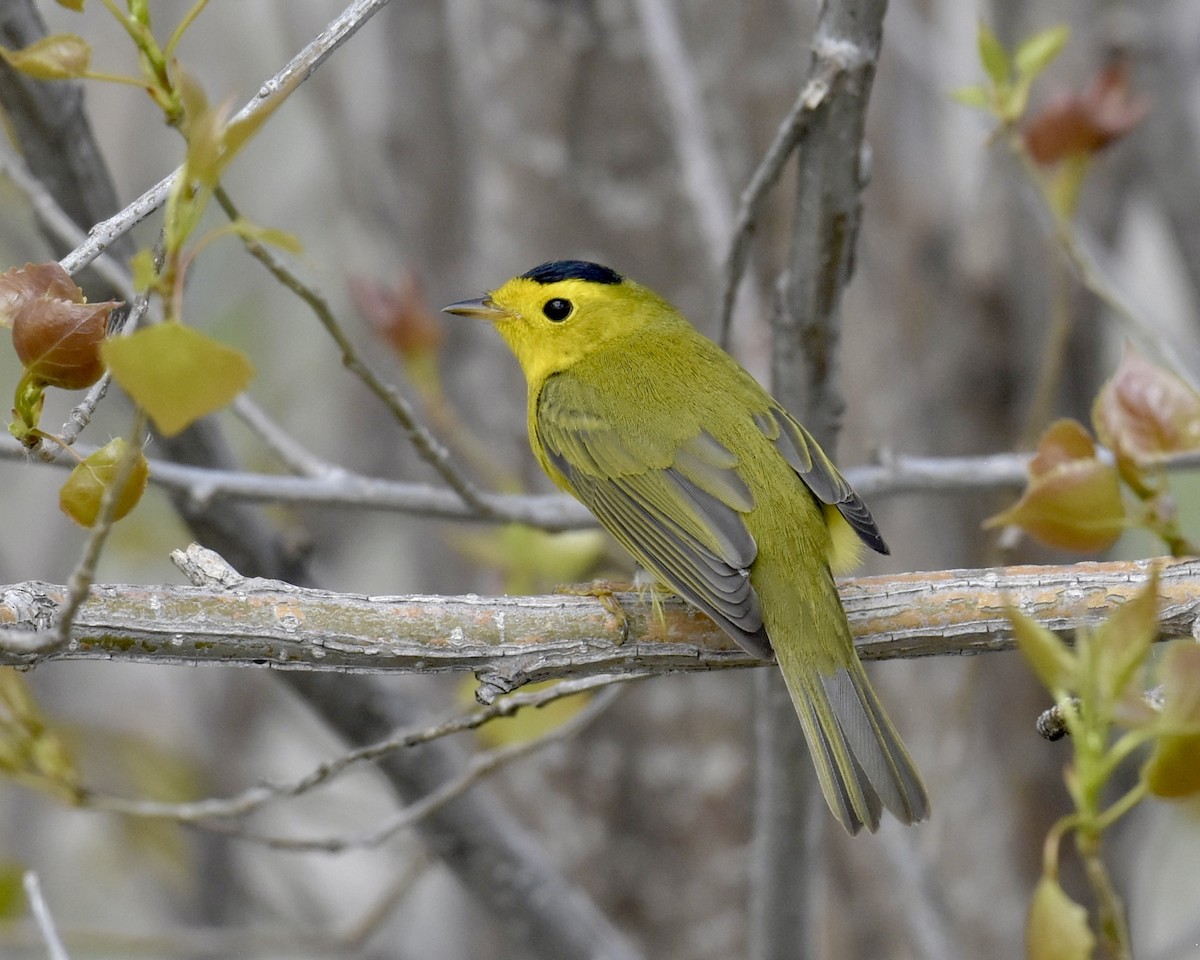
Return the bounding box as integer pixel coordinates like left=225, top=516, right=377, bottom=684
left=757, top=407, right=889, bottom=555
left=537, top=377, right=770, bottom=658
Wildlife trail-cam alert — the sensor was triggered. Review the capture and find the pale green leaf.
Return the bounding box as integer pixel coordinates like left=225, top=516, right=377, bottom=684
left=1027, top=877, right=1095, bottom=960
left=101, top=324, right=253, bottom=436
left=1009, top=606, right=1076, bottom=696
left=228, top=219, right=303, bottom=254
left=130, top=249, right=159, bottom=292
left=1015, top=25, right=1069, bottom=82
left=1090, top=567, right=1159, bottom=705
left=0, top=33, right=90, bottom=79
left=59, top=437, right=149, bottom=527
left=951, top=85, right=991, bottom=111
left=977, top=22, right=1011, bottom=89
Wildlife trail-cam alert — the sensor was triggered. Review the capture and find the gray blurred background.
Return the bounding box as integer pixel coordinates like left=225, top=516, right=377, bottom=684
left=2, top=0, right=1200, bottom=957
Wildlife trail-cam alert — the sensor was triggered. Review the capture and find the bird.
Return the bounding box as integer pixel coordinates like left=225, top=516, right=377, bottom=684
left=444, top=259, right=928, bottom=834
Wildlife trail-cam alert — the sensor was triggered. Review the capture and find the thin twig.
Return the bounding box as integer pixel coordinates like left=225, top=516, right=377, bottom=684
left=88, top=674, right=633, bottom=823
left=57, top=0, right=395, bottom=278
left=1008, top=137, right=1197, bottom=387
left=22, top=872, right=71, bottom=960
left=0, top=147, right=135, bottom=300
left=22, top=437, right=1200, bottom=524
left=631, top=0, right=765, bottom=342
left=230, top=394, right=337, bottom=478
left=192, top=684, right=625, bottom=853
left=54, top=411, right=148, bottom=648
left=213, top=186, right=496, bottom=517
left=1, top=433, right=591, bottom=526
left=719, top=58, right=840, bottom=347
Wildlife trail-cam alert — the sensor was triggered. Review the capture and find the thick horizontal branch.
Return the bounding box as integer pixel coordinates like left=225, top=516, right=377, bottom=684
left=2, top=554, right=1195, bottom=697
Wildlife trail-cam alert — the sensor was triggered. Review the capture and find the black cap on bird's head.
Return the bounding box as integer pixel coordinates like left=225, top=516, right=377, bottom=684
left=519, top=260, right=623, bottom=286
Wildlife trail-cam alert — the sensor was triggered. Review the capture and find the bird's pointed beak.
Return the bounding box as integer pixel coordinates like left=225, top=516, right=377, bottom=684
left=442, top=296, right=507, bottom=321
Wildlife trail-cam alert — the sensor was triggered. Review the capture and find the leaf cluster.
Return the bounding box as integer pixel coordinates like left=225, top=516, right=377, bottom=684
left=1010, top=570, right=1200, bottom=959
left=1, top=1, right=302, bottom=525
left=987, top=345, right=1200, bottom=557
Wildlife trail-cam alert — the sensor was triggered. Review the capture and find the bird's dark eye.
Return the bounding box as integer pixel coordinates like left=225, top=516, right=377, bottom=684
left=542, top=298, right=573, bottom=322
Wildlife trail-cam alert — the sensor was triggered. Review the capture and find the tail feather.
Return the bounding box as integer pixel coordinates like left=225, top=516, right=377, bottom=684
left=779, top=657, right=929, bottom=834
left=822, top=666, right=929, bottom=825
left=787, top=678, right=883, bottom=833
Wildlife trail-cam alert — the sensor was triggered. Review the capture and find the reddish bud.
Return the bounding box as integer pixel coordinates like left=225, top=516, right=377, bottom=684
left=1024, top=57, right=1149, bottom=165
left=1093, top=343, right=1200, bottom=462
left=350, top=268, right=444, bottom=360
left=1, top=262, right=120, bottom=390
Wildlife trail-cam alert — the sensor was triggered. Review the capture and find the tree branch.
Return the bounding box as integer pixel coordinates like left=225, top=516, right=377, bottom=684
left=3, top=553, right=1192, bottom=678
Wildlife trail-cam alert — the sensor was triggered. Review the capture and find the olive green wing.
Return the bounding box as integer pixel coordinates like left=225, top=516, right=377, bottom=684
left=753, top=407, right=889, bottom=555
left=536, top=375, right=772, bottom=659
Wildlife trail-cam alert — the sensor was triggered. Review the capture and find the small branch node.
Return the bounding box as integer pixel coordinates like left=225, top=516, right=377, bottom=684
left=170, top=543, right=247, bottom=588
left=475, top=670, right=520, bottom=705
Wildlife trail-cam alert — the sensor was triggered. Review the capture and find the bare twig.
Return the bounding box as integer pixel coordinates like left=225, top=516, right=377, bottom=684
left=22, top=872, right=71, bottom=960
left=1007, top=139, right=1197, bottom=388
left=631, top=0, right=730, bottom=263
left=191, top=685, right=625, bottom=852
left=719, top=55, right=843, bottom=347
left=0, top=147, right=135, bottom=300
left=53, top=412, right=149, bottom=649
left=230, top=395, right=338, bottom=478
left=0, top=433, right=1036, bottom=526
left=57, top=0, right=395, bottom=278
left=88, top=673, right=632, bottom=823
left=631, top=0, right=766, bottom=342
left=16, top=434, right=1200, bottom=527
left=213, top=186, right=495, bottom=516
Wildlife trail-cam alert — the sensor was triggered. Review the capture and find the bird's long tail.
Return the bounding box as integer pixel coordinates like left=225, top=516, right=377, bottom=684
left=769, top=590, right=929, bottom=834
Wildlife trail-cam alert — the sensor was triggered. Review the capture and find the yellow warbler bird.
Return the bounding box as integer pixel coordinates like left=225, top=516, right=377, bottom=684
left=445, top=260, right=928, bottom=834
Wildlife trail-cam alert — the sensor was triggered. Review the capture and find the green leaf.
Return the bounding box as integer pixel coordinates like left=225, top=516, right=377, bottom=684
left=101, top=324, right=253, bottom=436
left=1090, top=567, right=1159, bottom=705
left=977, top=22, right=1011, bottom=89
left=55, top=0, right=86, bottom=10
left=1027, top=877, right=1095, bottom=960
left=951, top=85, right=992, bottom=111
left=1009, top=606, right=1077, bottom=697
left=1144, top=643, right=1200, bottom=798
left=1145, top=733, right=1200, bottom=798
left=227, top=219, right=303, bottom=254
left=0, top=33, right=91, bottom=79
left=0, top=862, right=24, bottom=921
left=220, top=70, right=302, bottom=168
left=183, top=93, right=235, bottom=190
left=1015, top=25, right=1069, bottom=81
left=59, top=437, right=149, bottom=527
left=130, top=249, right=159, bottom=292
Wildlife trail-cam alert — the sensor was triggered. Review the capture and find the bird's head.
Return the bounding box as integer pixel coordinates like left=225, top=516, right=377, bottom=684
left=443, top=260, right=673, bottom=385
